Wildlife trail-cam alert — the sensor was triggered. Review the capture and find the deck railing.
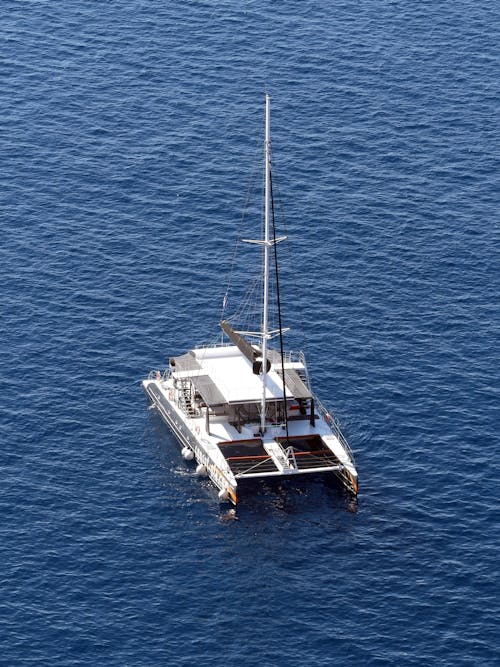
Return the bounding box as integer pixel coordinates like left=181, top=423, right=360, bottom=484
left=148, top=368, right=171, bottom=381
left=297, top=351, right=356, bottom=465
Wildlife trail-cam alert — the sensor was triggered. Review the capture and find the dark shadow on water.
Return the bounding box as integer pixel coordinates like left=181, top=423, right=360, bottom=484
left=221, top=474, right=358, bottom=523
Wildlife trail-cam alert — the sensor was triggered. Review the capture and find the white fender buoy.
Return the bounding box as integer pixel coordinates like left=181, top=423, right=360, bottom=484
left=195, top=463, right=207, bottom=476
left=218, top=488, right=229, bottom=502
left=181, top=447, right=194, bottom=461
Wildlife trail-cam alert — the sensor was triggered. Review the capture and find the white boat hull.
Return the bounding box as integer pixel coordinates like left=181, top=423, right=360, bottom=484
left=143, top=376, right=357, bottom=505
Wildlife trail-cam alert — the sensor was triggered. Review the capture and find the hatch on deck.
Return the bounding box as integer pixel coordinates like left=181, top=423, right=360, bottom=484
left=218, top=438, right=279, bottom=475
left=275, top=434, right=340, bottom=470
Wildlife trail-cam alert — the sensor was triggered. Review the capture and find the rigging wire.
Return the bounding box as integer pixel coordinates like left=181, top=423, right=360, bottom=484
left=269, top=161, right=290, bottom=444
left=227, top=276, right=260, bottom=330
left=266, top=150, right=308, bottom=354
left=219, top=146, right=261, bottom=327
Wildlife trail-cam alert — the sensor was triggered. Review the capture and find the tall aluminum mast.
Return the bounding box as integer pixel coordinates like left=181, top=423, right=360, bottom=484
left=260, top=93, right=271, bottom=434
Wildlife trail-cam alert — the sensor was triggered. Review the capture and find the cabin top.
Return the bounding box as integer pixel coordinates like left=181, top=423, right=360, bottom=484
left=169, top=345, right=312, bottom=407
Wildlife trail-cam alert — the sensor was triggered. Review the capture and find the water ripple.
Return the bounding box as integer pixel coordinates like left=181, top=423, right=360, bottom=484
left=1, top=1, right=499, bottom=665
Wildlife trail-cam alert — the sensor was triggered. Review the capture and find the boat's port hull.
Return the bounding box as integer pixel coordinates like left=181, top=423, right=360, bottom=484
left=143, top=380, right=238, bottom=503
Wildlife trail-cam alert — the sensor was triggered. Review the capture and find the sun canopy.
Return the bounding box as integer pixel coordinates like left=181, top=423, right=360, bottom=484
left=191, top=374, right=227, bottom=407
left=277, top=368, right=312, bottom=400
left=169, top=351, right=201, bottom=372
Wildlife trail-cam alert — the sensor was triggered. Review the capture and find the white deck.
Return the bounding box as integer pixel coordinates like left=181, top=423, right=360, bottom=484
left=192, top=345, right=293, bottom=404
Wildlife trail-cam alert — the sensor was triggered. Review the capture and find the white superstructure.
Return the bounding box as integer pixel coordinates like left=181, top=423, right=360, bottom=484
left=142, top=96, right=358, bottom=505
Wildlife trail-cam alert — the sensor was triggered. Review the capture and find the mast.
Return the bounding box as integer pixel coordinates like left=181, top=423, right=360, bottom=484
left=260, top=93, right=271, bottom=434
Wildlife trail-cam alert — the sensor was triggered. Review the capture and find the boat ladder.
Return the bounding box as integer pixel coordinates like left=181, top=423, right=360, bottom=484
left=178, top=381, right=197, bottom=418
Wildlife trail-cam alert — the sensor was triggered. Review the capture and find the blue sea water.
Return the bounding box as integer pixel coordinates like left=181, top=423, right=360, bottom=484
left=1, top=0, right=499, bottom=665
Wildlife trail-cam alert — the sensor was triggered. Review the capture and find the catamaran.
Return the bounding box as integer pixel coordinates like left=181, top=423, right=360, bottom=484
left=142, top=95, right=358, bottom=505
